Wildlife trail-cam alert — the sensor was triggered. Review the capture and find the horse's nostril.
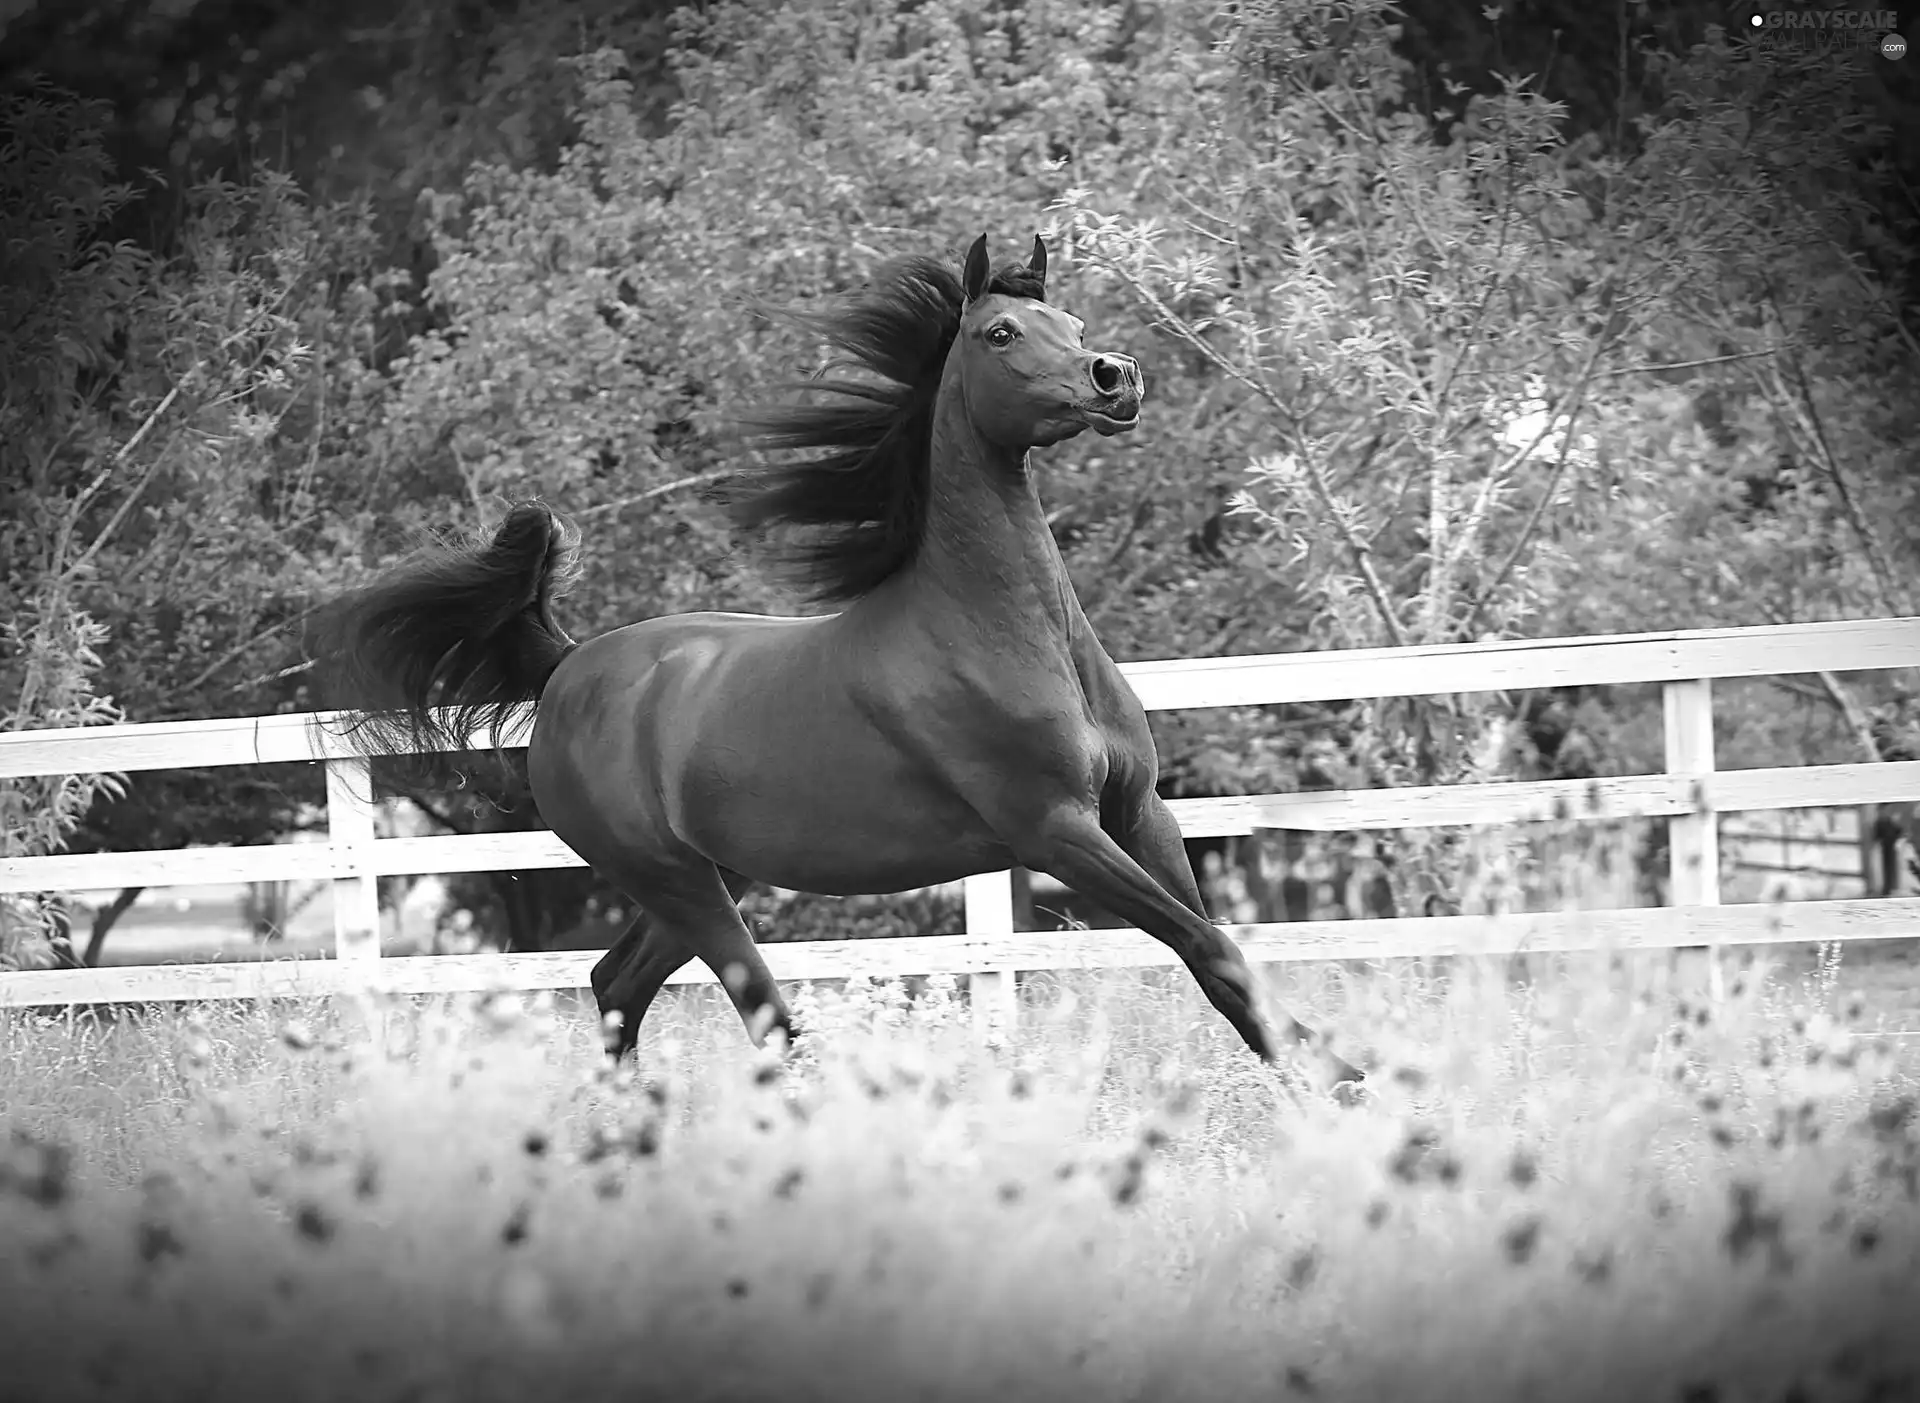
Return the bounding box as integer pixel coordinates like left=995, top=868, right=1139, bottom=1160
left=1092, top=356, right=1123, bottom=395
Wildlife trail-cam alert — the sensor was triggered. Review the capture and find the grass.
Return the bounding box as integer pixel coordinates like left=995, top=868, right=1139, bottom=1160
left=2, top=948, right=1918, bottom=1403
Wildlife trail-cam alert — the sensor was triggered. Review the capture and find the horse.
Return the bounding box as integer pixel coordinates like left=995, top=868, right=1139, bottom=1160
left=309, top=233, right=1363, bottom=1095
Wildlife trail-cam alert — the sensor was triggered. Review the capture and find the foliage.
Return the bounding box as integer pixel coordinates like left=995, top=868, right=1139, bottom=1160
left=740, top=887, right=966, bottom=945
left=1049, top=0, right=1629, bottom=901
left=1055, top=1, right=1920, bottom=905
left=1, top=84, right=399, bottom=965
left=1063, top=1, right=1632, bottom=707
left=1547, top=38, right=1918, bottom=623
left=0, top=87, right=140, bottom=968
left=1534, top=35, right=1920, bottom=777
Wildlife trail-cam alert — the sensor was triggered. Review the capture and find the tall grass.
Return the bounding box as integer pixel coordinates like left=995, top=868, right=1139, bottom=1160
left=2, top=949, right=1917, bottom=1403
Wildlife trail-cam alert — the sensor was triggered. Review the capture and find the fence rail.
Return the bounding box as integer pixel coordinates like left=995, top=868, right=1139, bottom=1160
left=4, top=615, right=1920, bottom=1014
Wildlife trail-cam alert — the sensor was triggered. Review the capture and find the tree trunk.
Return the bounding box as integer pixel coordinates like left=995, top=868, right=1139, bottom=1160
left=82, top=886, right=144, bottom=966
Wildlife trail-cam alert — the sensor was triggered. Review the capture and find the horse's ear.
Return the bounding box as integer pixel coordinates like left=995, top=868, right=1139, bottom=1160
left=1028, top=234, right=1047, bottom=288
left=962, top=234, right=991, bottom=305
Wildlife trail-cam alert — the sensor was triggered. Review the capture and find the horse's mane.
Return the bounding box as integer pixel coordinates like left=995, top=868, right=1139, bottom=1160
left=726, top=252, right=1048, bottom=605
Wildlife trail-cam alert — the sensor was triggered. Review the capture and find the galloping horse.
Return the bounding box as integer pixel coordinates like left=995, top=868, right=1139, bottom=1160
left=311, top=234, right=1362, bottom=1094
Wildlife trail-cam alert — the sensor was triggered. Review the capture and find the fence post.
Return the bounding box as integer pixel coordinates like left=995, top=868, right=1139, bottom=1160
left=964, top=869, right=1018, bottom=1045
left=1663, top=678, right=1723, bottom=1000
left=324, top=757, right=382, bottom=965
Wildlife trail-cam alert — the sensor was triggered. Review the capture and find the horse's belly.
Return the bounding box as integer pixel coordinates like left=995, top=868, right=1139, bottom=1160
left=679, top=729, right=1012, bottom=895
left=532, top=613, right=1017, bottom=896
left=720, top=824, right=1012, bottom=897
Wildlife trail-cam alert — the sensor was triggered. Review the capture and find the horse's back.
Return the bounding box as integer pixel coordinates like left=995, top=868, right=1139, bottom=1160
left=532, top=609, right=837, bottom=787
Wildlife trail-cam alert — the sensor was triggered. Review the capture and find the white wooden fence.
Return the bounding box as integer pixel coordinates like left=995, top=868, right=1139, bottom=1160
left=5, top=616, right=1920, bottom=1025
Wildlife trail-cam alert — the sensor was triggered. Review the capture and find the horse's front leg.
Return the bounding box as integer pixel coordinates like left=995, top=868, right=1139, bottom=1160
left=1109, top=788, right=1364, bottom=1092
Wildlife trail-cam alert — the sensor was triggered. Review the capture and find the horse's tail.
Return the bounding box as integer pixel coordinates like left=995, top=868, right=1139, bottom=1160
left=308, top=502, right=582, bottom=778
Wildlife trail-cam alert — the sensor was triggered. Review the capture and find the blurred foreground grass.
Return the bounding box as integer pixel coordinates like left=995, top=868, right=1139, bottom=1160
left=2, top=948, right=1918, bottom=1403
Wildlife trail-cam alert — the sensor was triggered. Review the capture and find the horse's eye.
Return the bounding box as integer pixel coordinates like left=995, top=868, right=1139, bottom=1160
left=987, top=325, right=1016, bottom=348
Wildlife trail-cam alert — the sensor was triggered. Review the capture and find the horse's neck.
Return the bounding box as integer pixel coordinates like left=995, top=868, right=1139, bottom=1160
left=907, top=403, right=1082, bottom=647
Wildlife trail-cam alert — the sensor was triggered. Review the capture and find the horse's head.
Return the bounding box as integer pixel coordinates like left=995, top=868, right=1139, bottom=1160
left=950, top=233, right=1144, bottom=451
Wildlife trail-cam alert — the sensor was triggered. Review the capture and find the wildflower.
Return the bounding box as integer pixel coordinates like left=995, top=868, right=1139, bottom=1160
left=135, top=1173, right=186, bottom=1264
left=1864, top=1095, right=1915, bottom=1140
left=201, top=1092, right=238, bottom=1137
left=1, top=1129, right=72, bottom=1208
left=27, top=1229, right=79, bottom=1269
left=1387, top=1123, right=1462, bottom=1186
left=476, top=992, right=525, bottom=1033
left=1507, top=1148, right=1539, bottom=1189
left=1502, top=1213, right=1543, bottom=1264
left=1285, top=1248, right=1320, bottom=1291
left=1723, top=1179, right=1792, bottom=1273
left=1390, top=1064, right=1430, bottom=1091
left=1572, top=1247, right=1614, bottom=1285
left=136, top=1216, right=184, bottom=1264
left=290, top=1135, right=340, bottom=1168
left=583, top=1119, right=660, bottom=1162
left=293, top=1200, right=337, bottom=1243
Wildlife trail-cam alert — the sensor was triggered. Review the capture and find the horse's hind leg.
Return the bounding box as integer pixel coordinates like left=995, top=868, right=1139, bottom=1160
left=590, top=869, right=755, bottom=1058
left=1113, top=792, right=1363, bottom=1090
left=598, top=858, right=792, bottom=1049
left=590, top=914, right=688, bottom=1058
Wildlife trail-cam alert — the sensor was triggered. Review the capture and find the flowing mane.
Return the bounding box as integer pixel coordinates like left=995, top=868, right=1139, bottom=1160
left=727, top=251, right=1049, bottom=604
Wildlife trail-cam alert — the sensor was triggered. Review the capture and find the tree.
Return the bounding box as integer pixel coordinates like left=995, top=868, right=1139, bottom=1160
left=13, top=0, right=1915, bottom=955
left=1058, top=1, right=1920, bottom=913
left=2, top=86, right=145, bottom=968
left=2, top=84, right=397, bottom=966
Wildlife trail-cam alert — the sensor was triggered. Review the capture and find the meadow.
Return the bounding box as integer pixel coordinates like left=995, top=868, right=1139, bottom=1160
left=2, top=945, right=1918, bottom=1403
